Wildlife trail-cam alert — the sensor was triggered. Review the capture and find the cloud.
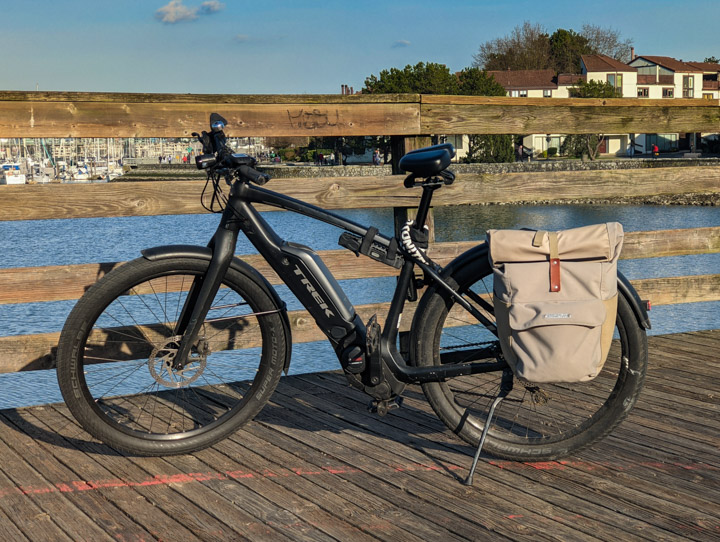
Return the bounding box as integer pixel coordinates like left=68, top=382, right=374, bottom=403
left=392, top=40, right=411, bottom=49
left=234, top=34, right=250, bottom=43
left=155, top=0, right=197, bottom=23
left=199, top=1, right=225, bottom=15
left=155, top=0, right=225, bottom=24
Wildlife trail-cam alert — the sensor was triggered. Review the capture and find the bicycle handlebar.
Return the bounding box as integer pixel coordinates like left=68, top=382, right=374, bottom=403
left=194, top=115, right=271, bottom=186
left=239, top=164, right=270, bottom=186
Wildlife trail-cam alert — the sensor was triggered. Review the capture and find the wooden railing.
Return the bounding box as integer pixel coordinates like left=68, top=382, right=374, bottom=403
left=0, top=91, right=718, bottom=375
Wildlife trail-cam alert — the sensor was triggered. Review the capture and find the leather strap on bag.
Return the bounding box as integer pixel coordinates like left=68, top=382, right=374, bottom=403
left=531, top=230, right=561, bottom=292
left=548, top=231, right=561, bottom=292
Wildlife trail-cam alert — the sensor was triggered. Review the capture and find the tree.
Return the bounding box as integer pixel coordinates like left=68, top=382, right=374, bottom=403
left=473, top=22, right=634, bottom=72
left=704, top=56, right=720, bottom=63
left=332, top=62, right=459, bottom=164
left=562, top=80, right=621, bottom=160
left=363, top=65, right=513, bottom=163
left=549, top=29, right=592, bottom=73
left=472, top=22, right=551, bottom=71
left=457, top=66, right=507, bottom=95
left=579, top=24, right=634, bottom=63
left=363, top=62, right=458, bottom=94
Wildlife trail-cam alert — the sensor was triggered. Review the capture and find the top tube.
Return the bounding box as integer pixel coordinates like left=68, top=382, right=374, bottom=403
left=232, top=180, right=395, bottom=243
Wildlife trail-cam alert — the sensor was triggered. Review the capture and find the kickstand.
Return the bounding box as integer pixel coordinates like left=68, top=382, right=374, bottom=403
left=463, top=368, right=514, bottom=486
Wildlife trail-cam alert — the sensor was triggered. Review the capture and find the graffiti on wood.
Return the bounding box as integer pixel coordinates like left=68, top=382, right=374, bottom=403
left=287, top=109, right=340, bottom=130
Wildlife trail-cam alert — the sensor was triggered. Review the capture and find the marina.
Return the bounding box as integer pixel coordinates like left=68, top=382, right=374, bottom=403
left=0, top=136, right=269, bottom=184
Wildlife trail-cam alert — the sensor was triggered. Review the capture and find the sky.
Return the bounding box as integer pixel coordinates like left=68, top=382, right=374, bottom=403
left=2, top=0, right=719, bottom=95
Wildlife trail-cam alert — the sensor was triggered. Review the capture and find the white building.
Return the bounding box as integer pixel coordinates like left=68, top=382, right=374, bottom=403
left=484, top=53, right=720, bottom=158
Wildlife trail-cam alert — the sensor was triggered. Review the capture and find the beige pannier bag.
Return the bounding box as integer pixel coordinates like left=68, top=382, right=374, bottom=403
left=487, top=223, right=623, bottom=383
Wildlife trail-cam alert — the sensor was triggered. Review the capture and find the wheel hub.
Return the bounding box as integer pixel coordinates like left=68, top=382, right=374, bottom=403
left=148, top=336, right=208, bottom=388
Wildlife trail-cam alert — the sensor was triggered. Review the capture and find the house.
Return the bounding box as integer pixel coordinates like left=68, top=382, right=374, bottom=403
left=684, top=61, right=720, bottom=100
left=486, top=69, right=557, bottom=98
left=482, top=70, right=561, bottom=155
left=628, top=55, right=714, bottom=152
left=628, top=55, right=703, bottom=99
left=483, top=53, right=719, bottom=158
left=580, top=54, right=638, bottom=98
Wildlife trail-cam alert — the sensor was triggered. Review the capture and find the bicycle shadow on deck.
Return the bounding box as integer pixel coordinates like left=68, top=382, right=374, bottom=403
left=0, top=376, right=478, bottom=482
left=251, top=373, right=479, bottom=480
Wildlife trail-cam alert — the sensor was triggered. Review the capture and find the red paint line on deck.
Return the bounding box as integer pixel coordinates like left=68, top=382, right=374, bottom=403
left=489, top=459, right=719, bottom=472
left=1, top=458, right=714, bottom=501
left=0, top=461, right=451, bottom=499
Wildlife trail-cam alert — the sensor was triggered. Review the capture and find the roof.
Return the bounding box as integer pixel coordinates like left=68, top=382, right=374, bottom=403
left=685, top=61, right=720, bottom=73
left=631, top=56, right=703, bottom=73
left=486, top=69, right=557, bottom=90
left=581, top=54, right=636, bottom=73
left=557, top=73, right=586, bottom=85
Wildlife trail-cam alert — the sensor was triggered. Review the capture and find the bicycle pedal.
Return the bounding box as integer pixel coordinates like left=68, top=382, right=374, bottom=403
left=367, top=396, right=403, bottom=416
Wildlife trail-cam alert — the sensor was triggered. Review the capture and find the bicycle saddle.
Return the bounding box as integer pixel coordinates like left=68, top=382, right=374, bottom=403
left=398, top=144, right=455, bottom=178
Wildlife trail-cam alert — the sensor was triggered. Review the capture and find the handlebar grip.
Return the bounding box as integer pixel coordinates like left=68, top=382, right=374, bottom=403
left=239, top=165, right=270, bottom=185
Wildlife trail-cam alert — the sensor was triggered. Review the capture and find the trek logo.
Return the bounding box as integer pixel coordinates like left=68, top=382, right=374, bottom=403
left=293, top=265, right=335, bottom=318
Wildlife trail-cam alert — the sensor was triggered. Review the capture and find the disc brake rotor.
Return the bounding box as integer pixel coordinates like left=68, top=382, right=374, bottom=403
left=148, top=337, right=208, bottom=388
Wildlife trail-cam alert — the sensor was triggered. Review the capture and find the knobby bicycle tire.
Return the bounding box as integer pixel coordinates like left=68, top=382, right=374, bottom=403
left=56, top=256, right=288, bottom=456
left=411, top=251, right=648, bottom=461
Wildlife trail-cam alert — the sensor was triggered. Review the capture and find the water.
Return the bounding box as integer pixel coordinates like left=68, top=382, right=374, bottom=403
left=0, top=204, right=718, bottom=409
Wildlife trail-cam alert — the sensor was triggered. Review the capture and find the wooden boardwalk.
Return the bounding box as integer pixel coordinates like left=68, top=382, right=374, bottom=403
left=0, top=330, right=717, bottom=541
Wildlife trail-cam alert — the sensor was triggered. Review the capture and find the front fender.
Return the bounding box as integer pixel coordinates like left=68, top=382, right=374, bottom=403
left=141, top=245, right=293, bottom=372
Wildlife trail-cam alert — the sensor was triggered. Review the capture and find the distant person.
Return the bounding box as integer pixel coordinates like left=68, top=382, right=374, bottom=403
left=373, top=149, right=381, bottom=165
left=652, top=143, right=659, bottom=157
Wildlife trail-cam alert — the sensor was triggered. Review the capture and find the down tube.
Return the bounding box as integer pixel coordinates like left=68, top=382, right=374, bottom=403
left=229, top=195, right=365, bottom=346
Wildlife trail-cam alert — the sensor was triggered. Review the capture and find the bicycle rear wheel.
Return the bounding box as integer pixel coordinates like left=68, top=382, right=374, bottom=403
left=412, top=250, right=648, bottom=461
left=57, top=256, right=289, bottom=455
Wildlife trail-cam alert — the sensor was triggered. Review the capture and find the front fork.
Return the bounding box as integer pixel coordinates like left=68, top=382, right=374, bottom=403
left=172, top=207, right=239, bottom=370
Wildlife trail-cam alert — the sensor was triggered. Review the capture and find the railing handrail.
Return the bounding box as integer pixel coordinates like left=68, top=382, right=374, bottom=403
left=0, top=92, right=718, bottom=138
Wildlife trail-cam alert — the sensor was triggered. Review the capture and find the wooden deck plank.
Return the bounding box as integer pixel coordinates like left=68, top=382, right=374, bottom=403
left=250, top=399, right=565, bottom=541
left=2, top=407, right=208, bottom=542
left=37, top=406, right=308, bottom=542
left=290, top=374, right=696, bottom=539
left=0, top=331, right=715, bottom=541
left=235, top=416, right=507, bottom=541
left=0, top=412, right=150, bottom=541
left=188, top=443, right=424, bottom=542
left=264, top=382, right=625, bottom=542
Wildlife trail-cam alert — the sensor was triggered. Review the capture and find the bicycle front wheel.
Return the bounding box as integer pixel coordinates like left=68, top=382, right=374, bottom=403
left=412, top=250, right=648, bottom=461
left=57, top=256, right=289, bottom=455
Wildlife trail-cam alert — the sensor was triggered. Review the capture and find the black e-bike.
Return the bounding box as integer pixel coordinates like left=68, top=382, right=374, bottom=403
left=56, top=114, right=649, bottom=470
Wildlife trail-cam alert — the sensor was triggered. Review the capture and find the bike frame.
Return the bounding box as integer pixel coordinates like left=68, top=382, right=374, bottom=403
left=172, top=175, right=505, bottom=386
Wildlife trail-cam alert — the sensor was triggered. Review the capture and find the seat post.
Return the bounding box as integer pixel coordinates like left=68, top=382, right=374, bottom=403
left=414, top=181, right=441, bottom=229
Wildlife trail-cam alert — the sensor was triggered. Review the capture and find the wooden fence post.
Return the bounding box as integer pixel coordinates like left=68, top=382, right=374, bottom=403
left=390, top=135, right=433, bottom=174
